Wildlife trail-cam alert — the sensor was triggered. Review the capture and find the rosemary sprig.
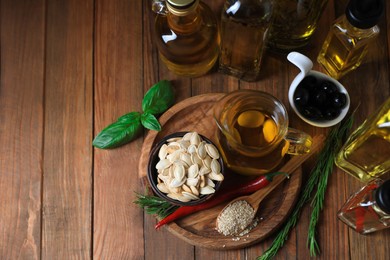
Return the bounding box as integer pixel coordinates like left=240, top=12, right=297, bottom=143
left=134, top=193, right=179, bottom=219
left=258, top=113, right=354, bottom=260
left=307, top=114, right=354, bottom=256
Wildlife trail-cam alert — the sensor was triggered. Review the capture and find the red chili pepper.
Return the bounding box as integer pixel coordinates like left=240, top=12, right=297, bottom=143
left=155, top=171, right=287, bottom=229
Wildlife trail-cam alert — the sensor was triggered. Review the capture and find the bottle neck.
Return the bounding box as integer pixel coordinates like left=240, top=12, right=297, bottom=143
left=167, top=1, right=201, bottom=34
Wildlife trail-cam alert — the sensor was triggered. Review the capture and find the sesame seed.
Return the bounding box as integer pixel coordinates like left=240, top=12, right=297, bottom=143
left=216, top=200, right=255, bottom=236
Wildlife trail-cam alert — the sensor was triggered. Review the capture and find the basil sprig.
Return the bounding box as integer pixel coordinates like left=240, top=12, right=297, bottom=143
left=93, top=80, right=174, bottom=149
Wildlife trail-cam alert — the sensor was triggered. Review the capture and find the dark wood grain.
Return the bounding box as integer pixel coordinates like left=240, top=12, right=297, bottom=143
left=0, top=0, right=389, bottom=259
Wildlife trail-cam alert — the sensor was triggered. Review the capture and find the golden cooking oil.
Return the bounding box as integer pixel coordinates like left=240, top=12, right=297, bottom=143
left=317, top=16, right=380, bottom=79
left=154, top=0, right=220, bottom=77
left=218, top=0, right=273, bottom=82
left=336, top=98, right=390, bottom=182
left=317, top=0, right=383, bottom=79
left=267, top=0, right=328, bottom=51
left=216, top=109, right=289, bottom=175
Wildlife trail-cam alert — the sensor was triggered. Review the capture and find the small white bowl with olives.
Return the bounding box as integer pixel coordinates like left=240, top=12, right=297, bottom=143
left=287, top=52, right=350, bottom=128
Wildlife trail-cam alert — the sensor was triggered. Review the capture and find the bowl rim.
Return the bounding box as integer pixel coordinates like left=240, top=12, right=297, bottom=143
left=288, top=70, right=350, bottom=128
left=147, top=131, right=225, bottom=206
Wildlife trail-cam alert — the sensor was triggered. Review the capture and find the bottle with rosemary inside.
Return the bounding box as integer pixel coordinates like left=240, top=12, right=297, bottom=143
left=317, top=0, right=383, bottom=79
left=338, top=179, right=390, bottom=234
left=218, top=0, right=273, bottom=81
left=267, top=0, right=329, bottom=51
left=153, top=0, right=220, bottom=77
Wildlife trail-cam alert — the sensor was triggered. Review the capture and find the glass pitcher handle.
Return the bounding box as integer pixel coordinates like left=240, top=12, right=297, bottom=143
left=285, top=128, right=313, bottom=155
left=152, top=0, right=168, bottom=15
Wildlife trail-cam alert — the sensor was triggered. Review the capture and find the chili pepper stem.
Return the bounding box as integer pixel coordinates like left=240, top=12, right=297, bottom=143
left=265, top=171, right=289, bottom=182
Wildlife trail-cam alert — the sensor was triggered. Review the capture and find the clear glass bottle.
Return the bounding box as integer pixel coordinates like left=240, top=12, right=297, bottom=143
left=153, top=0, right=220, bottom=77
left=335, top=97, right=390, bottom=182
left=338, top=179, right=390, bottom=234
left=267, top=0, right=329, bottom=51
left=218, top=0, right=273, bottom=82
left=317, top=0, right=383, bottom=79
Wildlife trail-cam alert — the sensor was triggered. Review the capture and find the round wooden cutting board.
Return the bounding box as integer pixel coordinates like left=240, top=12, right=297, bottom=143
left=138, top=93, right=302, bottom=250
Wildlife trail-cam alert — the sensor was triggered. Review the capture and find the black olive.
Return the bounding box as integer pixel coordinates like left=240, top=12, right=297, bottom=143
left=319, top=80, right=338, bottom=94
left=300, top=106, right=323, bottom=120
left=298, top=75, right=317, bottom=91
left=330, top=92, right=347, bottom=108
left=293, top=87, right=309, bottom=107
left=313, top=89, right=328, bottom=106
left=294, top=75, right=347, bottom=123
left=324, top=107, right=341, bottom=120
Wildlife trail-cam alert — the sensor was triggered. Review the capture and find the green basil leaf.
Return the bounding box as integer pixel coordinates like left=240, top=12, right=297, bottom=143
left=142, top=80, right=174, bottom=115
left=93, top=112, right=142, bottom=149
left=141, top=113, right=161, bottom=131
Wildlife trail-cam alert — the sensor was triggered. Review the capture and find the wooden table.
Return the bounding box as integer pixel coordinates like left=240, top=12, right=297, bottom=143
left=1, top=0, right=389, bottom=259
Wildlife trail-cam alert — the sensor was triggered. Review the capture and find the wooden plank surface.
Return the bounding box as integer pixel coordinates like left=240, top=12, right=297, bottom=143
left=0, top=0, right=389, bottom=259
left=93, top=0, right=144, bottom=259
left=42, top=0, right=93, bottom=258
left=0, top=1, right=45, bottom=259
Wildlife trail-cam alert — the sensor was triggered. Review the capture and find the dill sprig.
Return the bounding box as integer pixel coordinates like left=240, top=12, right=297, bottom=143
left=258, top=114, right=354, bottom=260
left=134, top=193, right=179, bottom=219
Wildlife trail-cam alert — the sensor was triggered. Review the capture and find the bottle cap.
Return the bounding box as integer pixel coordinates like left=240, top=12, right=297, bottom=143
left=167, top=0, right=199, bottom=16
left=167, top=0, right=195, bottom=8
left=376, top=179, right=390, bottom=214
left=346, top=0, right=383, bottom=29
left=167, top=0, right=198, bottom=16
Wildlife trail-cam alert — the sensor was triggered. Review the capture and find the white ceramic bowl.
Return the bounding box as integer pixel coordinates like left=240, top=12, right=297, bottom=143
left=287, top=52, right=350, bottom=128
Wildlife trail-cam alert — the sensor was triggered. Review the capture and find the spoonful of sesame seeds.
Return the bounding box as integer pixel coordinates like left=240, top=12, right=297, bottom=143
left=216, top=135, right=325, bottom=236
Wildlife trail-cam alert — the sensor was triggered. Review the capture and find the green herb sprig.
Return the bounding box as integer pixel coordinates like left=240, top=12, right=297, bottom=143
left=258, top=114, right=354, bottom=260
left=134, top=193, right=179, bottom=219
left=307, top=114, right=354, bottom=256
left=93, top=80, right=174, bottom=149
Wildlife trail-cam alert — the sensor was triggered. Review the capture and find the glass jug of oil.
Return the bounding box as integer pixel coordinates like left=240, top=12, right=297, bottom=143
left=152, top=0, right=220, bottom=77
left=336, top=97, right=390, bottom=182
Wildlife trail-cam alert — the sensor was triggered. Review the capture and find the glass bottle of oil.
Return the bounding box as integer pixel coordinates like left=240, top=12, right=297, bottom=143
left=338, top=179, right=390, bottom=234
left=218, top=0, right=273, bottom=82
left=335, top=97, right=390, bottom=182
left=317, top=0, right=383, bottom=80
left=267, top=0, right=329, bottom=51
left=153, top=0, right=220, bottom=77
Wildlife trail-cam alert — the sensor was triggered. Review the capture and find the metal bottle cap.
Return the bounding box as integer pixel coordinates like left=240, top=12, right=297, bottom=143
left=167, top=0, right=198, bottom=16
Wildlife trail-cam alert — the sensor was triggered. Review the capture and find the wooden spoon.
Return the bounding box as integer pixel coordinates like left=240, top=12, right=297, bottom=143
left=216, top=134, right=325, bottom=236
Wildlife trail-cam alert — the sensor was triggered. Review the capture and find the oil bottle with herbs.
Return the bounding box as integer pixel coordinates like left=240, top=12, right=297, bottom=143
left=267, top=0, right=329, bottom=51
left=218, top=0, right=274, bottom=81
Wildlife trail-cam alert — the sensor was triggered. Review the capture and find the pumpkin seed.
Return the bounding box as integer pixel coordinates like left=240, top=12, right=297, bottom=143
left=157, top=183, right=170, bottom=193
left=190, top=185, right=199, bottom=196
left=158, top=144, right=168, bottom=159
left=190, top=132, right=201, bottom=145
left=156, top=159, right=172, bottom=170
left=155, top=132, right=223, bottom=203
left=205, top=143, right=220, bottom=159
left=211, top=159, right=221, bottom=173
left=200, top=186, right=215, bottom=195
